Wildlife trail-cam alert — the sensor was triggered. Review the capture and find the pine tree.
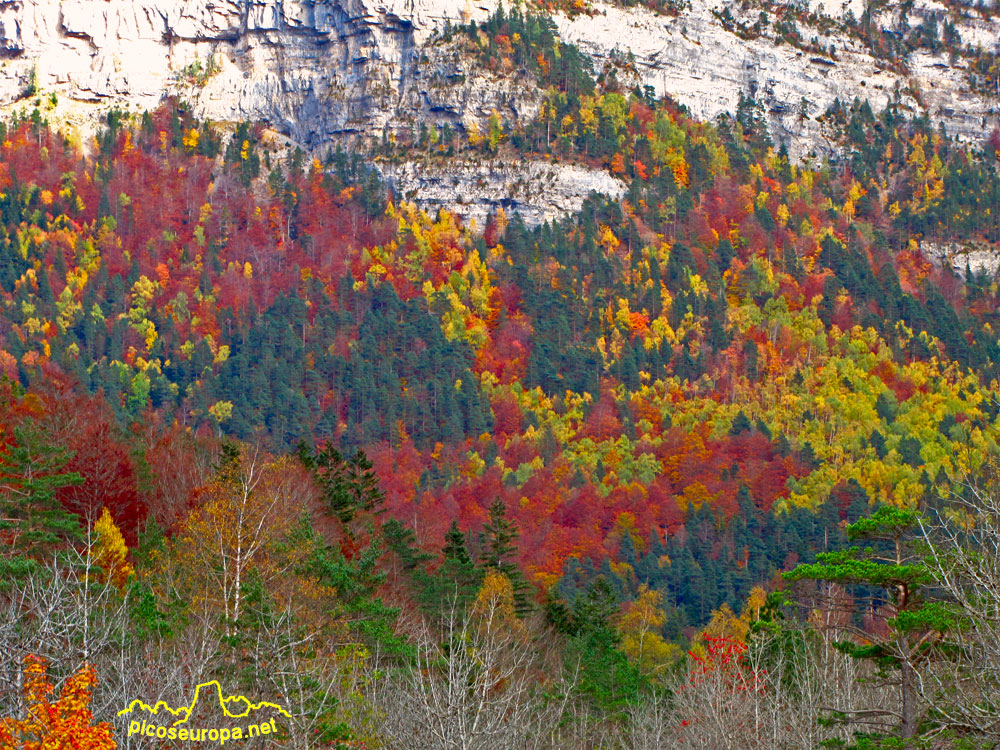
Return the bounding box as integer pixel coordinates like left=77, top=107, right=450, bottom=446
left=443, top=519, right=473, bottom=566
left=552, top=576, right=646, bottom=712
left=434, top=521, right=482, bottom=615
left=480, top=498, right=531, bottom=614
left=784, top=506, right=955, bottom=741
left=297, top=442, right=385, bottom=526
left=0, top=422, right=83, bottom=579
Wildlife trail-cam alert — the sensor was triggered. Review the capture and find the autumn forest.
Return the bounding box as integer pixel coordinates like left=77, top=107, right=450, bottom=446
left=1, top=6, right=1000, bottom=748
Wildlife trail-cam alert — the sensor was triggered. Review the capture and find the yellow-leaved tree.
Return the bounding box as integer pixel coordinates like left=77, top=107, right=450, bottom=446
left=618, top=584, right=681, bottom=677
left=93, top=507, right=133, bottom=589
left=156, top=443, right=313, bottom=638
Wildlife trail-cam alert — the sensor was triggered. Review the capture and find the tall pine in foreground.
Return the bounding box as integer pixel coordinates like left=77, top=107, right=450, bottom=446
left=784, top=506, right=955, bottom=743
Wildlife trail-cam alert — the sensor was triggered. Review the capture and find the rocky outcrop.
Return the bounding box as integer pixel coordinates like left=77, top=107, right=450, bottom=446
left=0, top=0, right=995, bottom=222
left=0, top=0, right=516, bottom=144
left=925, top=240, right=1000, bottom=280
left=555, top=0, right=1000, bottom=161
left=0, top=0, right=576, bottom=220
left=380, top=157, right=628, bottom=227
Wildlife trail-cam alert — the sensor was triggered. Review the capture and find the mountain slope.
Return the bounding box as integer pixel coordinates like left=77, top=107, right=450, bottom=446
left=0, top=0, right=996, bottom=222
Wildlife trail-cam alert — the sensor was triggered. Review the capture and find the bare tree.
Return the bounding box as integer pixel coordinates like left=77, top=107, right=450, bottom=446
left=242, top=600, right=379, bottom=750
left=920, top=476, right=1000, bottom=741
left=0, top=529, right=149, bottom=725
left=376, top=574, right=571, bottom=750
left=622, top=623, right=889, bottom=750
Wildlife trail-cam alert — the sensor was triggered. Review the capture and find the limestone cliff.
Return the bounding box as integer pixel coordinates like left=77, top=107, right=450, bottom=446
left=556, top=0, right=1000, bottom=161
left=0, top=0, right=995, bottom=223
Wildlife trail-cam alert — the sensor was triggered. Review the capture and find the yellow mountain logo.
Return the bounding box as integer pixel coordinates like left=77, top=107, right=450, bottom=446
left=120, top=682, right=290, bottom=744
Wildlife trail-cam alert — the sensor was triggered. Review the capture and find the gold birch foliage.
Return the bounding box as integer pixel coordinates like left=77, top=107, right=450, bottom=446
left=618, top=585, right=681, bottom=676
left=154, top=448, right=316, bottom=630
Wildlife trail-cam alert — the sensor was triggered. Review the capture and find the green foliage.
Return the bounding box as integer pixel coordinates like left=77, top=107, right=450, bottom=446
left=465, top=7, right=595, bottom=97
left=480, top=498, right=532, bottom=615
left=300, top=518, right=409, bottom=658
left=384, top=518, right=483, bottom=619
left=298, top=443, right=385, bottom=525
left=550, top=576, right=647, bottom=714
left=0, top=421, right=83, bottom=580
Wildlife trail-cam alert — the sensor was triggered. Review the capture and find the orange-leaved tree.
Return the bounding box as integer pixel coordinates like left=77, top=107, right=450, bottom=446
left=0, top=654, right=115, bottom=750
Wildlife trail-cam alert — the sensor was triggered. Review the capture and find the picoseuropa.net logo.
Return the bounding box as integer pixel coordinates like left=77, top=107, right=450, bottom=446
left=118, top=681, right=291, bottom=745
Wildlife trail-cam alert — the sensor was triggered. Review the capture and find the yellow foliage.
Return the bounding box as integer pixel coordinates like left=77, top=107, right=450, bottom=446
left=702, top=603, right=748, bottom=643
left=160, top=450, right=313, bottom=631
left=472, top=570, right=522, bottom=630
left=182, top=128, right=200, bottom=151
left=131, top=275, right=158, bottom=302
left=94, top=507, right=133, bottom=588
left=467, top=121, right=483, bottom=147
left=619, top=585, right=681, bottom=676
left=207, top=400, right=233, bottom=421
left=599, top=225, right=619, bottom=253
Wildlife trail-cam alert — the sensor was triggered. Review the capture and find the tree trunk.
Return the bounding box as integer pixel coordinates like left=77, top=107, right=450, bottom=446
left=900, top=652, right=917, bottom=741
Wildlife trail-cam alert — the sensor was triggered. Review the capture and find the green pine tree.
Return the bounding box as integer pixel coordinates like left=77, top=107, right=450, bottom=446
left=435, top=520, right=482, bottom=612
left=783, top=506, right=955, bottom=742
left=480, top=498, right=531, bottom=615
left=0, top=422, right=83, bottom=581
left=297, top=442, right=385, bottom=526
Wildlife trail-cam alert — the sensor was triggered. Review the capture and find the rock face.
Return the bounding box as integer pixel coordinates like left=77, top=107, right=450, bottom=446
left=380, top=158, right=628, bottom=227
left=0, top=0, right=563, bottom=221
left=0, top=0, right=505, bottom=143
left=925, top=240, right=1000, bottom=279
left=556, top=0, right=1000, bottom=161
left=0, top=0, right=995, bottom=220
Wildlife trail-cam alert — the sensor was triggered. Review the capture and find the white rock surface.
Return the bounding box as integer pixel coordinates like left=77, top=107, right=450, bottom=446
left=925, top=241, right=1000, bottom=279
left=0, top=0, right=497, bottom=142
left=379, top=157, right=628, bottom=227
left=555, top=0, right=1000, bottom=160
left=0, top=0, right=995, bottom=222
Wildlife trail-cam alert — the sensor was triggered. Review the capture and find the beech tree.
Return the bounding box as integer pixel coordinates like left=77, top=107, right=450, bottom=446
left=0, top=655, right=115, bottom=750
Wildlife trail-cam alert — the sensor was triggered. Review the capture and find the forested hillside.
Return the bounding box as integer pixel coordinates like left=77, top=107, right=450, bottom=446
left=1, top=7, right=1000, bottom=748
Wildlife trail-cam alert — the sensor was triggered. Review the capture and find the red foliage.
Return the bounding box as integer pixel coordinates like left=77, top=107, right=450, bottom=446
left=136, top=413, right=217, bottom=533
left=477, top=316, right=531, bottom=383
left=33, top=383, right=147, bottom=544
left=577, top=386, right=623, bottom=441
left=491, top=391, right=524, bottom=439
left=988, top=127, right=1000, bottom=160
